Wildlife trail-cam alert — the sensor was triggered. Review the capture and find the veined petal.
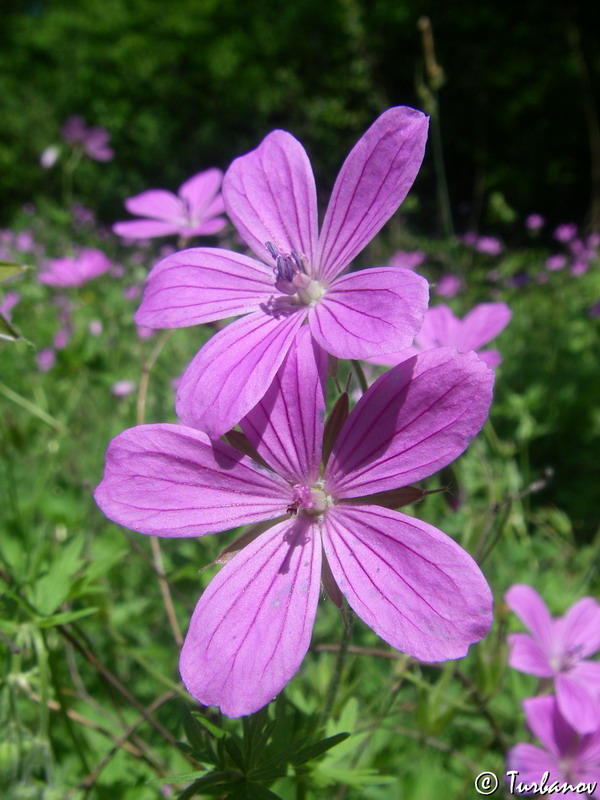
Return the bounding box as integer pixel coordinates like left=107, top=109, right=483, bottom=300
left=505, top=584, right=555, bottom=654
left=556, top=672, right=600, bottom=735
left=322, top=505, right=492, bottom=661
left=176, top=307, right=307, bottom=437
left=523, top=696, right=575, bottom=758
left=223, top=130, right=318, bottom=267
left=325, top=349, right=493, bottom=498
left=309, top=267, right=429, bottom=359
left=455, top=302, right=512, bottom=352
left=180, top=516, right=322, bottom=717
left=557, top=597, right=600, bottom=658
left=94, top=423, right=291, bottom=537
left=179, top=168, right=223, bottom=217
left=507, top=743, right=560, bottom=786
left=317, top=107, right=429, bottom=283
left=507, top=633, right=553, bottom=677
left=241, top=327, right=327, bottom=484
left=113, top=219, right=182, bottom=239
left=124, top=189, right=182, bottom=222
left=134, top=248, right=275, bottom=328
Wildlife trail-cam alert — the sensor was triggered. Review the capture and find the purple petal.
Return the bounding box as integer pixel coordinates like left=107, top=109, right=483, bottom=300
left=316, top=107, right=429, bottom=283
left=364, top=347, right=419, bottom=367
left=113, top=219, right=181, bottom=239
left=455, top=302, right=512, bottom=352
left=322, top=504, right=492, bottom=661
left=558, top=597, right=600, bottom=658
left=309, top=267, right=429, bottom=359
left=325, top=349, right=494, bottom=499
left=241, top=328, right=327, bottom=484
left=223, top=130, right=318, bottom=267
left=523, top=696, right=575, bottom=758
left=176, top=307, right=307, bottom=437
left=134, top=248, right=275, bottom=328
left=94, top=423, right=291, bottom=537
left=507, top=743, right=560, bottom=788
left=505, top=584, right=555, bottom=653
left=192, top=216, right=227, bottom=236
left=179, top=516, right=321, bottom=717
left=415, top=305, right=460, bottom=350
left=477, top=349, right=502, bottom=368
left=124, top=189, right=182, bottom=221
left=178, top=168, right=223, bottom=217
left=557, top=672, right=600, bottom=735
left=507, top=633, right=553, bottom=677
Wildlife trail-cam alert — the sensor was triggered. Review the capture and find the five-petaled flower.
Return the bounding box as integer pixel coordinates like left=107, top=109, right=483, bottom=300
left=134, top=106, right=430, bottom=438
left=39, top=248, right=112, bottom=288
left=507, top=696, right=600, bottom=797
left=95, top=331, right=494, bottom=717
left=506, top=585, right=600, bottom=734
left=113, top=169, right=227, bottom=241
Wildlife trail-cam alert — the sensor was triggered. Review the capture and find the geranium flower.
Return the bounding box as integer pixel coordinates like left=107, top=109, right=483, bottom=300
left=62, top=116, right=114, bottom=162
left=39, top=248, right=112, bottom=288
left=113, top=169, right=227, bottom=241
left=95, top=333, right=494, bottom=717
left=134, top=106, right=430, bottom=438
left=507, top=696, right=600, bottom=797
left=368, top=302, right=512, bottom=369
left=506, top=585, right=600, bottom=734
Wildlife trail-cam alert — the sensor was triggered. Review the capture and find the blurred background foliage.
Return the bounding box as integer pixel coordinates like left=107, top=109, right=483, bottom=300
left=1, top=0, right=599, bottom=231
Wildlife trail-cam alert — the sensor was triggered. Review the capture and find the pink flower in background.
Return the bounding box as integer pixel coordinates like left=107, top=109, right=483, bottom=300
left=369, top=302, right=512, bottom=369
left=435, top=274, right=463, bottom=297
left=554, top=223, right=578, bottom=244
left=111, top=380, right=136, bottom=397
left=88, top=320, right=103, bottom=336
left=36, top=348, right=56, bottom=372
left=389, top=249, right=426, bottom=270
left=40, top=145, right=60, bottom=169
left=505, top=584, right=600, bottom=735
left=507, top=697, right=600, bottom=797
left=475, top=236, right=503, bottom=256
left=113, top=169, right=227, bottom=240
left=95, top=334, right=494, bottom=717
left=39, top=248, right=112, bottom=288
left=53, top=328, right=71, bottom=350
left=62, top=115, right=114, bottom=162
left=0, top=291, right=20, bottom=321
left=546, top=254, right=567, bottom=272
left=135, top=106, right=430, bottom=437
left=525, top=213, right=545, bottom=231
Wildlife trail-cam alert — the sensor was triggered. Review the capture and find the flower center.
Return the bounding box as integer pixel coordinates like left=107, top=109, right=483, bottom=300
left=288, top=483, right=332, bottom=516
left=265, top=241, right=324, bottom=306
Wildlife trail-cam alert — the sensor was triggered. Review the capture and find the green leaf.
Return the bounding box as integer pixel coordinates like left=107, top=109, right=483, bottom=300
left=191, top=710, right=227, bottom=739
left=0, top=313, right=21, bottom=342
left=0, top=261, right=28, bottom=283
left=36, top=607, right=98, bottom=628
left=290, top=732, right=350, bottom=766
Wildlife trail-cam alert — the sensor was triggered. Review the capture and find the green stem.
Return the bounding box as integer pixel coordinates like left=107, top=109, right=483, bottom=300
left=351, top=360, right=368, bottom=394
left=319, top=606, right=354, bottom=729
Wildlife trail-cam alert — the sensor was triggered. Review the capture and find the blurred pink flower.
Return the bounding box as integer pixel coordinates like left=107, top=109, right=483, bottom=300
left=507, top=696, right=600, bottom=797
left=62, top=116, right=114, bottom=162
left=0, top=291, right=20, bottom=321
left=435, top=274, right=463, bottom=297
left=89, top=320, right=103, bottom=336
left=96, top=333, right=494, bottom=717
left=525, top=213, right=545, bottom=230
left=113, top=169, right=227, bottom=240
left=111, top=380, right=136, bottom=397
left=546, top=254, right=567, bottom=272
left=389, top=249, right=426, bottom=270
left=36, top=348, right=56, bottom=372
left=39, top=248, right=112, bottom=287
left=369, top=302, right=512, bottom=369
left=554, top=223, right=578, bottom=243
left=53, top=329, right=71, bottom=350
left=475, top=236, right=503, bottom=256
left=40, top=145, right=60, bottom=169
left=506, top=584, right=600, bottom=734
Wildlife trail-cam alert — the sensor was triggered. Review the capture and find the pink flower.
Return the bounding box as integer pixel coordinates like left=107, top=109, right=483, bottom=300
left=525, top=213, right=545, bottom=231
left=546, top=254, right=567, bottom=272
left=95, top=334, right=494, bottom=717
left=475, top=236, right=503, bottom=256
left=39, top=248, right=112, bottom=288
left=369, top=302, right=512, bottom=369
left=135, top=106, right=430, bottom=437
left=40, top=145, right=60, bottom=169
left=435, top=274, right=463, bottom=297
left=111, top=380, right=136, bottom=397
left=505, top=585, right=600, bottom=734
left=389, top=249, right=426, bottom=270
left=507, top=696, right=600, bottom=797
left=36, top=348, right=56, bottom=372
left=554, top=223, right=578, bottom=244
left=113, top=169, right=227, bottom=240
left=62, top=116, right=114, bottom=162
left=0, top=291, right=20, bottom=321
